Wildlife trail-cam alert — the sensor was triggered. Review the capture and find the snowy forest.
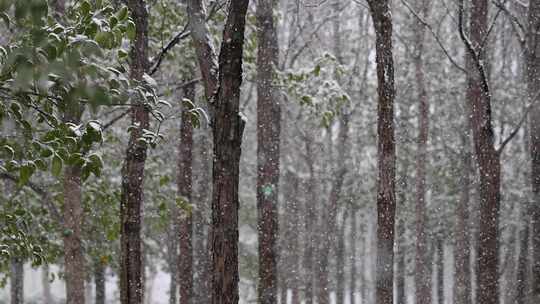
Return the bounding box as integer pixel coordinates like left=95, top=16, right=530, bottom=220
left=0, top=0, right=539, bottom=303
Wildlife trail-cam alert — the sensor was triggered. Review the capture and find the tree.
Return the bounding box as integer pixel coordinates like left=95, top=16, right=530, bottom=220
left=120, top=0, right=150, bottom=303
left=458, top=1, right=501, bottom=303
left=256, top=0, right=281, bottom=303
left=366, top=1, right=397, bottom=304
left=413, top=1, right=432, bottom=304
left=210, top=1, right=250, bottom=303
left=178, top=80, right=195, bottom=304
left=528, top=1, right=540, bottom=302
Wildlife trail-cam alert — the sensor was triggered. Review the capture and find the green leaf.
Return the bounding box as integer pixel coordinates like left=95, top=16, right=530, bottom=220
left=19, top=162, right=35, bottom=185
left=126, top=21, right=136, bottom=40
left=116, top=6, right=128, bottom=21
left=51, top=155, right=62, bottom=177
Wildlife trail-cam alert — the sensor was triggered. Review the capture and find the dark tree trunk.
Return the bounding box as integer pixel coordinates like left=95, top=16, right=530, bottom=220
left=454, top=135, right=472, bottom=304
left=210, top=1, right=249, bottom=303
left=527, top=1, right=540, bottom=303
left=178, top=81, right=195, bottom=304
left=10, top=258, right=23, bottom=304
left=515, top=204, right=529, bottom=304
left=120, top=1, right=150, bottom=304
left=303, top=137, right=316, bottom=304
left=95, top=260, right=106, bottom=304
left=367, top=1, right=397, bottom=304
left=413, top=1, right=432, bottom=304
left=458, top=1, right=501, bottom=303
left=256, top=0, right=281, bottom=303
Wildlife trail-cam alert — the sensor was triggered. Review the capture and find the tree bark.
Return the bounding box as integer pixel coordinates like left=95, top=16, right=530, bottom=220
left=336, top=211, right=347, bottom=304
left=120, top=1, right=150, bottom=304
left=10, top=258, right=23, bottom=304
left=437, top=239, right=444, bottom=304
left=303, top=136, right=316, bottom=304
left=454, top=134, right=472, bottom=304
left=527, top=1, right=540, bottom=303
left=458, top=1, right=501, bottom=303
left=178, top=80, right=195, bottom=304
left=350, top=209, right=358, bottom=304
left=64, top=161, right=86, bottom=304
left=210, top=1, right=249, bottom=303
left=367, top=1, right=397, bottom=304
left=42, top=264, right=53, bottom=304
left=95, top=260, right=106, bottom=304
left=413, top=1, right=432, bottom=304
left=256, top=0, right=281, bottom=303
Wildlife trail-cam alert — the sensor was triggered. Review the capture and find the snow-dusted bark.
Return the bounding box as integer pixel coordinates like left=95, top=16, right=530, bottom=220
left=120, top=1, right=150, bottom=304
left=210, top=1, right=250, bottom=303
left=256, top=0, right=281, bottom=303
left=366, top=1, right=397, bottom=304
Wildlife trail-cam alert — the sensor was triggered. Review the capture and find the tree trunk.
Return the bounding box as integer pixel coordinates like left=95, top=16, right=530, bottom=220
left=303, top=136, right=316, bottom=304
left=10, top=258, right=23, bottom=304
left=256, top=0, right=281, bottom=303
left=120, top=1, right=150, bottom=304
left=527, top=1, right=540, bottom=303
left=178, top=80, right=195, bottom=304
left=413, top=1, right=432, bottom=304
left=437, top=240, right=444, bottom=304
left=454, top=134, right=472, bottom=304
left=336, top=211, right=347, bottom=304
left=64, top=163, right=86, bottom=304
left=458, top=1, right=501, bottom=303
left=515, top=204, right=529, bottom=304
left=210, top=1, right=249, bottom=303
left=396, top=155, right=409, bottom=304
left=318, top=114, right=349, bottom=304
left=95, top=260, right=106, bottom=304
left=367, top=1, right=397, bottom=304
left=350, top=210, right=358, bottom=304
left=42, top=264, right=52, bottom=303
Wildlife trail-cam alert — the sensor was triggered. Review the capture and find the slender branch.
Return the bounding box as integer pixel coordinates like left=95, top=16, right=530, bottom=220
left=102, top=109, right=130, bottom=131
left=400, top=0, right=467, bottom=73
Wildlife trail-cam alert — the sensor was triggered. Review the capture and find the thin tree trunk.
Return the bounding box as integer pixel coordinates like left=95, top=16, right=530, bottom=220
left=396, top=158, right=409, bottom=304
left=210, top=1, right=249, bottom=303
left=413, top=1, right=432, bottom=304
left=10, top=258, right=23, bottom=304
left=367, top=1, right=397, bottom=304
left=303, top=136, right=316, bottom=304
left=336, top=211, right=347, bottom=304
left=454, top=134, right=472, bottom=304
left=95, top=260, right=106, bottom=304
left=178, top=80, right=195, bottom=304
left=350, top=209, right=358, bottom=304
left=120, top=1, right=150, bottom=304
left=256, top=0, right=281, bottom=303
left=42, top=264, right=52, bottom=303
left=318, top=114, right=349, bottom=304
left=527, top=1, right=540, bottom=303
left=437, top=240, right=444, bottom=304
left=515, top=204, right=529, bottom=304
